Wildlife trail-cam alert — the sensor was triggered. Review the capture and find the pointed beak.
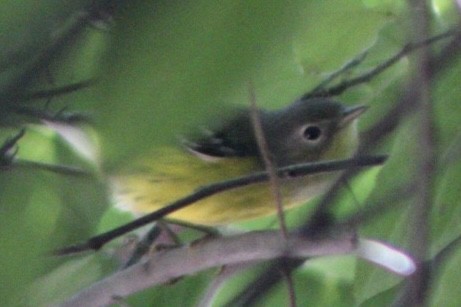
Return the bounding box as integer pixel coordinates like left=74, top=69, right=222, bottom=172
left=340, top=105, right=368, bottom=127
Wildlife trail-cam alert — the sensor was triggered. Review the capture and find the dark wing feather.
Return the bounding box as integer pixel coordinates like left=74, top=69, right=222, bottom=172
left=184, top=108, right=262, bottom=158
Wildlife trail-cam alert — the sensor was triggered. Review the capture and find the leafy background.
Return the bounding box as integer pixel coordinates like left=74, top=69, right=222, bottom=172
left=0, top=0, right=460, bottom=306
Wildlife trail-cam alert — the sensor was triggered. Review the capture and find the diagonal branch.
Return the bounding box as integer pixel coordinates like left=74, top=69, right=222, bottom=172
left=17, top=79, right=94, bottom=102
left=54, top=155, right=387, bottom=255
left=302, top=28, right=458, bottom=99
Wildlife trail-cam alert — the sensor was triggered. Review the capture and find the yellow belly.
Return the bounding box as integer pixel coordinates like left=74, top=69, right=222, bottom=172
left=110, top=147, right=335, bottom=225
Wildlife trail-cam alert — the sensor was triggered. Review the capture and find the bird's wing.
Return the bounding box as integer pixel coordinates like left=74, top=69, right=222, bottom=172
left=182, top=108, right=262, bottom=159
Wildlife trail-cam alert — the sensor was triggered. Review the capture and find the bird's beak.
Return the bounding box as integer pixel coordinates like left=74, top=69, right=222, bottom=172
left=339, top=105, right=368, bottom=127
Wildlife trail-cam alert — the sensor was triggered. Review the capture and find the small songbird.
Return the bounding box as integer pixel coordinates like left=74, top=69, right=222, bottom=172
left=111, top=98, right=366, bottom=225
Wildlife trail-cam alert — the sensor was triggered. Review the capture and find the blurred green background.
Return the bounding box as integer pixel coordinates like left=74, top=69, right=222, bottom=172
left=0, top=0, right=460, bottom=306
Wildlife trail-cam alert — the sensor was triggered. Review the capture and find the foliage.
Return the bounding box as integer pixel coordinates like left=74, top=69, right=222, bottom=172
left=0, top=0, right=460, bottom=306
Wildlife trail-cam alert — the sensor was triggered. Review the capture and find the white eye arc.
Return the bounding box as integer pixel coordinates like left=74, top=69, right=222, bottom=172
left=302, top=125, right=323, bottom=142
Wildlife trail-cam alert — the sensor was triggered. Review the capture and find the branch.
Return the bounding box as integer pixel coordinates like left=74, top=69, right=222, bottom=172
left=361, top=28, right=461, bottom=149
left=1, top=1, right=120, bottom=125
left=54, top=155, right=387, bottom=255
left=60, top=230, right=357, bottom=307
left=228, top=165, right=361, bottom=306
left=395, top=1, right=436, bottom=305
left=305, top=50, right=369, bottom=97
left=301, top=28, right=458, bottom=99
left=0, top=129, right=25, bottom=166
left=248, top=82, right=288, bottom=238
left=3, top=0, right=118, bottom=98
left=18, top=79, right=94, bottom=102
left=13, top=159, right=93, bottom=177
left=8, top=105, right=90, bottom=124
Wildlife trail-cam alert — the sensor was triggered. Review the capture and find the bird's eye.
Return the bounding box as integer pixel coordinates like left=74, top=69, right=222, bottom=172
left=303, top=125, right=322, bottom=141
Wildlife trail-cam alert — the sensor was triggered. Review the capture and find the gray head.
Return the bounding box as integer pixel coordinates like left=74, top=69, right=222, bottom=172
left=263, top=98, right=366, bottom=166
left=185, top=98, right=366, bottom=167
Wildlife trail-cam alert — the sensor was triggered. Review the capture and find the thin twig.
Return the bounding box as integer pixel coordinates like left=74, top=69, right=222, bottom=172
left=303, top=49, right=369, bottom=98
left=0, top=129, right=25, bottom=162
left=0, top=129, right=92, bottom=177
left=122, top=225, right=162, bottom=268
left=18, top=79, right=94, bottom=102
left=302, top=28, right=458, bottom=99
left=361, top=29, right=461, bottom=149
left=8, top=105, right=89, bottom=124
left=281, top=264, right=297, bottom=307
left=54, top=155, right=386, bottom=255
left=3, top=13, right=88, bottom=98
left=2, top=1, right=118, bottom=99
left=248, top=82, right=288, bottom=238
left=13, top=159, right=92, bottom=177
left=0, top=130, right=92, bottom=177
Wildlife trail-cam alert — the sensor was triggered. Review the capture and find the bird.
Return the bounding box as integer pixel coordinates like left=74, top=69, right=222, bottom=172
left=110, top=97, right=366, bottom=226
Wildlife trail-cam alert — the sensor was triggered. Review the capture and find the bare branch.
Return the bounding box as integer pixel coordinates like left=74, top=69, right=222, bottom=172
left=60, top=230, right=357, bottom=307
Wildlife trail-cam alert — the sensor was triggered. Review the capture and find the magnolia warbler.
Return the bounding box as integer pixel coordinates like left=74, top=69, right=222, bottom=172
left=111, top=98, right=366, bottom=225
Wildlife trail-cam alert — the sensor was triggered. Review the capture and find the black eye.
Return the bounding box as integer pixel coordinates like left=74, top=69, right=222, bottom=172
left=303, top=126, right=322, bottom=141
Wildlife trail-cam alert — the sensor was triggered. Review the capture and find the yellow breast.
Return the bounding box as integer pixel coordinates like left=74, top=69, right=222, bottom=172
left=110, top=147, right=337, bottom=225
